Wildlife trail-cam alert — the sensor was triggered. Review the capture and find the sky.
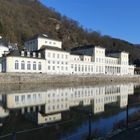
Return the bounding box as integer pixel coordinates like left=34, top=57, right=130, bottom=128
left=41, top=0, right=140, bottom=44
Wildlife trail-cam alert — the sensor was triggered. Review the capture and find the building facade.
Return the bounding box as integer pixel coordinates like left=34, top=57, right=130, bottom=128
left=0, top=83, right=134, bottom=125
left=1, top=34, right=135, bottom=75
left=2, top=51, right=46, bottom=73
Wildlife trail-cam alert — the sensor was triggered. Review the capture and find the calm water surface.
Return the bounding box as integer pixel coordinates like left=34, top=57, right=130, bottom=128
left=0, top=82, right=140, bottom=140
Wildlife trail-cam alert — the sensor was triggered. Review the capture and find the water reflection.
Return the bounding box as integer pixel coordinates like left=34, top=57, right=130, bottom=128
left=0, top=83, right=135, bottom=126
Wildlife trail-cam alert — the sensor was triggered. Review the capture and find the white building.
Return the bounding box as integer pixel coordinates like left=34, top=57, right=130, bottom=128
left=24, top=34, right=62, bottom=51
left=41, top=46, right=70, bottom=75
left=3, top=83, right=134, bottom=119
left=0, top=36, right=9, bottom=72
left=2, top=50, right=46, bottom=73
left=1, top=34, right=135, bottom=75
left=71, top=45, right=134, bottom=75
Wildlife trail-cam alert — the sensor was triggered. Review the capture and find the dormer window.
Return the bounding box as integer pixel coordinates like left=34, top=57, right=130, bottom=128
left=27, top=52, right=30, bottom=57
left=33, top=52, right=36, bottom=58
left=21, top=51, right=24, bottom=56
left=38, top=53, right=41, bottom=58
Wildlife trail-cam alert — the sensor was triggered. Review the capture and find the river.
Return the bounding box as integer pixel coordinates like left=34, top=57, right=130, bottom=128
left=0, top=82, right=140, bottom=140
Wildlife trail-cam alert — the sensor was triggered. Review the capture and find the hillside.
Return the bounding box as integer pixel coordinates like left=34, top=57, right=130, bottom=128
left=0, top=0, right=140, bottom=63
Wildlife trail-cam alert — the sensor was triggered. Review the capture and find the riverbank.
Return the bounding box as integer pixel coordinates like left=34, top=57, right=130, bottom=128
left=0, top=73, right=140, bottom=84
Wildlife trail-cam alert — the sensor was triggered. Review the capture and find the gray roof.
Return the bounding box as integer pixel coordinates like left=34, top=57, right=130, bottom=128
left=5, top=50, right=45, bottom=59
left=71, top=45, right=105, bottom=51
left=0, top=38, right=8, bottom=48
left=26, top=34, right=61, bottom=42
left=39, top=45, right=69, bottom=53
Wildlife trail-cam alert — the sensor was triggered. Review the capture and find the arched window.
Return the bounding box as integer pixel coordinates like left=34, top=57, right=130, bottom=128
left=21, top=61, right=25, bottom=70
left=27, top=61, right=31, bottom=70
left=38, top=62, right=41, bottom=70
left=15, top=60, right=19, bottom=70
left=33, top=62, right=36, bottom=70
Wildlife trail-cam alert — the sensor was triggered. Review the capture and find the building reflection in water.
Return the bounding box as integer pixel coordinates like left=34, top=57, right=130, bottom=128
left=0, top=83, right=135, bottom=125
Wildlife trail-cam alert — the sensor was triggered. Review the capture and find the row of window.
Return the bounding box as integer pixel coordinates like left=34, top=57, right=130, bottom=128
left=105, top=59, right=118, bottom=64
left=72, top=57, right=91, bottom=62
left=47, top=52, right=68, bottom=59
left=48, top=61, right=68, bottom=65
left=105, top=87, right=121, bottom=94
left=72, top=64, right=95, bottom=73
left=48, top=65, right=68, bottom=71
left=47, top=104, right=68, bottom=111
left=15, top=94, right=42, bottom=103
left=15, top=60, right=42, bottom=70
left=47, top=93, right=68, bottom=97
left=121, top=61, right=128, bottom=65
left=96, top=66, right=104, bottom=73
left=45, top=40, right=56, bottom=45
left=96, top=50, right=104, bottom=54
left=96, top=58, right=105, bottom=63
left=47, top=98, right=68, bottom=103
left=105, top=66, right=121, bottom=73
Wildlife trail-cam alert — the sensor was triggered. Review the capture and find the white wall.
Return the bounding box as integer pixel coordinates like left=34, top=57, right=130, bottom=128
left=38, top=38, right=62, bottom=50
left=0, top=46, right=9, bottom=57
left=25, top=37, right=62, bottom=51
left=45, top=49, right=70, bottom=74
left=3, top=83, right=134, bottom=115
left=0, top=63, right=1, bottom=72
left=6, top=92, right=46, bottom=109
left=4, top=56, right=46, bottom=73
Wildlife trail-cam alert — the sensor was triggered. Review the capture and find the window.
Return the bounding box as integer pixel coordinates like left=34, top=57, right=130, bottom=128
left=21, top=61, right=25, bottom=70
left=53, top=53, right=55, bottom=58
left=48, top=53, right=50, bottom=57
left=27, top=61, right=31, bottom=70
left=78, top=65, right=80, bottom=71
left=82, top=66, right=84, bottom=71
left=62, top=54, right=63, bottom=58
left=38, top=62, right=41, bottom=70
left=15, top=60, right=19, bottom=70
left=21, top=95, right=25, bottom=102
left=15, top=96, right=19, bottom=102
left=53, top=66, right=55, bottom=70
left=27, top=95, right=31, bottom=101
left=33, top=94, right=36, bottom=101
left=88, top=66, right=90, bottom=72
left=85, top=66, right=87, bottom=71
left=48, top=66, right=50, bottom=70
left=33, top=62, right=36, bottom=70
left=71, top=64, right=73, bottom=68
left=75, top=65, right=77, bottom=71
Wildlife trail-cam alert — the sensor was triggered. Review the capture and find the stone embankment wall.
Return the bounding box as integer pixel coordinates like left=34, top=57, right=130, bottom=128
left=0, top=73, right=140, bottom=84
